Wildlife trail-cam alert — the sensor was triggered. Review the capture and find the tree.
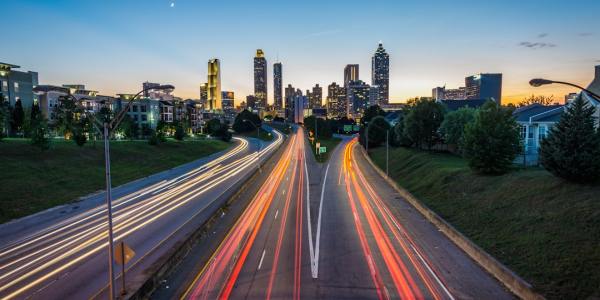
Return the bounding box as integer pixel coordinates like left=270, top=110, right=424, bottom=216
left=539, top=96, right=600, bottom=182
left=56, top=96, right=78, bottom=139
left=117, top=115, right=137, bottom=139
left=402, top=98, right=445, bottom=149
left=174, top=123, right=186, bottom=141
left=360, top=105, right=386, bottom=126
left=361, top=116, right=391, bottom=147
left=205, top=118, right=223, bottom=135
left=11, top=99, right=25, bottom=136
left=518, top=94, right=557, bottom=107
left=0, top=100, right=7, bottom=140
left=233, top=110, right=261, bottom=133
left=30, top=114, right=50, bottom=150
left=462, top=101, right=521, bottom=174
left=439, top=107, right=476, bottom=152
left=304, top=116, right=333, bottom=139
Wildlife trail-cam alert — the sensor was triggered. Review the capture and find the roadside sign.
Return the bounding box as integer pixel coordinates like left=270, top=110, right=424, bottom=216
left=353, top=125, right=360, bottom=132
left=115, top=242, right=135, bottom=265
left=319, top=147, right=327, bottom=154
left=343, top=125, right=352, bottom=132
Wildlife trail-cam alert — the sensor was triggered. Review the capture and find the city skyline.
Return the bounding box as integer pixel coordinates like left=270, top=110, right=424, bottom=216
left=3, top=0, right=600, bottom=105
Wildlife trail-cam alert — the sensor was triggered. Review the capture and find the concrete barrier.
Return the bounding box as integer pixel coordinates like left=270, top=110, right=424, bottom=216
left=357, top=145, right=544, bottom=300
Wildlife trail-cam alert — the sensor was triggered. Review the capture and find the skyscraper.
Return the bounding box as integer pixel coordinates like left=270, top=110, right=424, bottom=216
left=327, top=82, right=345, bottom=118
left=371, top=42, right=389, bottom=104
left=309, top=84, right=323, bottom=109
left=207, top=59, right=222, bottom=110
left=285, top=84, right=296, bottom=122
left=344, top=64, right=359, bottom=87
left=273, top=62, right=282, bottom=111
left=199, top=82, right=208, bottom=108
left=465, top=73, right=502, bottom=105
left=254, top=49, right=268, bottom=110
left=347, top=80, right=370, bottom=118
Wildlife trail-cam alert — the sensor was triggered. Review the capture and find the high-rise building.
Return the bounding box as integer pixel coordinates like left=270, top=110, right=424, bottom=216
left=347, top=80, right=370, bottom=119
left=143, top=81, right=174, bottom=101
left=254, top=49, right=268, bottom=110
left=221, top=91, right=235, bottom=122
left=432, top=86, right=466, bottom=101
left=309, top=84, right=322, bottom=109
left=207, top=59, right=222, bottom=110
left=246, top=95, right=257, bottom=111
left=465, top=73, right=502, bottom=105
left=285, top=84, right=296, bottom=122
left=369, top=85, right=380, bottom=107
left=293, top=95, right=307, bottom=124
left=327, top=82, right=345, bottom=119
left=344, top=64, right=359, bottom=87
left=371, top=42, right=389, bottom=104
left=199, top=82, right=208, bottom=108
left=273, top=62, right=282, bottom=111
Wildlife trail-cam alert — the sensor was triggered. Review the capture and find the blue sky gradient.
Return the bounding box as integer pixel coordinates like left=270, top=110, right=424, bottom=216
left=4, top=0, right=600, bottom=104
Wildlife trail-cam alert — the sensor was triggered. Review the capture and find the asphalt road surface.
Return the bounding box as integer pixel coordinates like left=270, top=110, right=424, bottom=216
left=180, top=130, right=513, bottom=300
left=0, top=132, right=283, bottom=300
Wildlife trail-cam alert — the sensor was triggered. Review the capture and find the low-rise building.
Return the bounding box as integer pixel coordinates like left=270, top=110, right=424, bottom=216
left=513, top=104, right=565, bottom=165
left=0, top=62, right=39, bottom=108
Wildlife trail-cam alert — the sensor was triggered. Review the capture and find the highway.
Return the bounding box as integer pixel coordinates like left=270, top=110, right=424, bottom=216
left=181, top=130, right=513, bottom=299
left=0, top=132, right=283, bottom=300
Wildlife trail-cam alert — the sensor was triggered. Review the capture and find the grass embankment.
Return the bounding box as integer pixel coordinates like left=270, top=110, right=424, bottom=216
left=235, top=128, right=273, bottom=141
left=369, top=147, right=600, bottom=299
left=0, top=139, right=230, bottom=223
left=309, top=137, right=341, bottom=163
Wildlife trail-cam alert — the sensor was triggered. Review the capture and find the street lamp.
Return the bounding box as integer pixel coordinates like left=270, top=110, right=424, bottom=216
left=529, top=78, right=600, bottom=101
left=74, top=84, right=173, bottom=300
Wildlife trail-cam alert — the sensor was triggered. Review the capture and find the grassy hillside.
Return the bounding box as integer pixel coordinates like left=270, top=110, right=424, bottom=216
left=369, top=147, right=600, bottom=299
left=0, top=139, right=230, bottom=223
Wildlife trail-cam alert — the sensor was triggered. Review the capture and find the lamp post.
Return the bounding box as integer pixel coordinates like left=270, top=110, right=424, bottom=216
left=529, top=78, right=600, bottom=101
left=73, top=84, right=174, bottom=300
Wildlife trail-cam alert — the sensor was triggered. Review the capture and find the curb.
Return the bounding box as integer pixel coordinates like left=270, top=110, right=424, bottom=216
left=357, top=145, right=545, bottom=300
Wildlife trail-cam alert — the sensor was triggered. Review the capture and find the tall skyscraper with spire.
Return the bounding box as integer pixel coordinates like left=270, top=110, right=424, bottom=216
left=254, top=49, right=268, bottom=110
left=207, top=58, right=222, bottom=110
left=273, top=62, right=282, bottom=111
left=372, top=42, right=389, bottom=105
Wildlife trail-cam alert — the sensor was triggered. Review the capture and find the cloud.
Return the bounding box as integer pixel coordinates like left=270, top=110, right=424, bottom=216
left=518, top=41, right=556, bottom=49
left=537, top=33, right=548, bottom=38
left=579, top=32, right=593, bottom=37
left=304, top=29, right=343, bottom=38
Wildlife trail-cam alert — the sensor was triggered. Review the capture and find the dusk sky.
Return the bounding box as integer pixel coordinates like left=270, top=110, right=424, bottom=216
left=4, top=0, right=600, bottom=104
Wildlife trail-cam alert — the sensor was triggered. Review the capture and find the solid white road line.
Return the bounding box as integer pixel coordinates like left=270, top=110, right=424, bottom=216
left=258, top=249, right=266, bottom=270
left=304, top=150, right=316, bottom=279
left=274, top=210, right=279, bottom=220
left=313, top=163, right=329, bottom=279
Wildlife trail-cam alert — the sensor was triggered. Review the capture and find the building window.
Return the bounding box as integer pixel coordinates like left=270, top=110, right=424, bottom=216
left=141, top=114, right=147, bottom=122
left=1, top=81, right=7, bottom=92
left=519, top=125, right=527, bottom=140
left=14, top=82, right=19, bottom=93
left=141, top=105, right=147, bottom=113
left=132, top=105, right=138, bottom=112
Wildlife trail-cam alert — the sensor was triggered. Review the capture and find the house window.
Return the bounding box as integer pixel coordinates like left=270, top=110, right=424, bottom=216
left=1, top=81, right=7, bottom=92
left=14, top=82, right=19, bottom=93
left=141, top=105, right=147, bottom=113
left=519, top=125, right=527, bottom=139
left=539, top=125, right=548, bottom=140
left=132, top=105, right=138, bottom=112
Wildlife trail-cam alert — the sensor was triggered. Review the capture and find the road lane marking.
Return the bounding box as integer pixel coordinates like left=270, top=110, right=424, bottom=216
left=258, top=250, right=266, bottom=270
left=313, top=163, right=329, bottom=278
left=274, top=210, right=279, bottom=220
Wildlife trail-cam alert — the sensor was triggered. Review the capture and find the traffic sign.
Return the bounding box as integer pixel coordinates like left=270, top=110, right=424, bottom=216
left=115, top=242, right=135, bottom=265
left=319, top=147, right=327, bottom=154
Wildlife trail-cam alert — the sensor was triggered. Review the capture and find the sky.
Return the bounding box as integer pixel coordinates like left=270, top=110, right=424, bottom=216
left=3, top=0, right=600, bottom=105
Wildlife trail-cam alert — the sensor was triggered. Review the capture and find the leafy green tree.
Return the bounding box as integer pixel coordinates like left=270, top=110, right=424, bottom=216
left=205, top=118, right=223, bottom=135
left=56, top=96, right=78, bottom=139
left=304, top=116, right=333, bottom=139
left=215, top=126, right=232, bottom=142
left=233, top=110, right=261, bottom=133
left=462, top=101, right=521, bottom=174
left=440, top=107, right=476, bottom=152
left=362, top=116, right=391, bottom=147
left=73, top=131, right=87, bottom=146
left=11, top=99, right=25, bottom=136
left=148, top=129, right=160, bottom=145
left=402, top=98, right=445, bottom=149
left=30, top=114, right=50, bottom=150
left=539, top=96, right=600, bottom=182
left=391, top=119, right=412, bottom=147
left=360, top=105, right=386, bottom=126
left=0, top=100, right=7, bottom=140
left=117, top=115, right=137, bottom=139
left=174, top=123, right=186, bottom=141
